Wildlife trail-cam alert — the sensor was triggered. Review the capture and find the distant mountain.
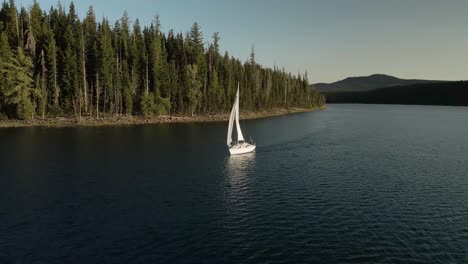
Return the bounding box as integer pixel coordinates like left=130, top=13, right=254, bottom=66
left=312, top=74, right=444, bottom=93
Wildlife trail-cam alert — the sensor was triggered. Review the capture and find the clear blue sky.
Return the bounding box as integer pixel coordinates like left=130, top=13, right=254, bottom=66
left=21, top=0, right=468, bottom=83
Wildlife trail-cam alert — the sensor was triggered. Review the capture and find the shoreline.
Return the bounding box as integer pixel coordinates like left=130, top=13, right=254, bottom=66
left=0, top=107, right=325, bottom=128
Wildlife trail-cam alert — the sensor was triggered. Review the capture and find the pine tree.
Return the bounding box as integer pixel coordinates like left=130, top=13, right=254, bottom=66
left=0, top=32, right=13, bottom=113
left=122, top=61, right=133, bottom=115
left=148, top=24, right=161, bottom=96
left=2, top=0, right=20, bottom=48
left=189, top=22, right=207, bottom=112
left=212, top=32, right=220, bottom=55
left=38, top=49, right=47, bottom=118
left=60, top=24, right=78, bottom=111
left=0, top=48, right=37, bottom=119
left=0, top=32, right=12, bottom=60
left=79, top=29, right=88, bottom=113
left=140, top=91, right=155, bottom=117
left=186, top=64, right=202, bottom=116
left=44, top=32, right=59, bottom=111
left=98, top=18, right=114, bottom=114
left=24, top=17, right=36, bottom=58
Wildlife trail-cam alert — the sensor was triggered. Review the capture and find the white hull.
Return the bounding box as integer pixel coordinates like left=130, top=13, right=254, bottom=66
left=229, top=143, right=256, bottom=155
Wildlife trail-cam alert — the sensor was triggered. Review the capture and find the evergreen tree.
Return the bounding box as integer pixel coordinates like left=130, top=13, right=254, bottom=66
left=44, top=31, right=59, bottom=111
left=37, top=49, right=47, bottom=118
left=140, top=91, right=155, bottom=117
left=0, top=31, right=13, bottom=113
left=186, top=64, right=202, bottom=116
left=2, top=0, right=20, bottom=47
left=0, top=48, right=37, bottom=119
left=189, top=22, right=207, bottom=112
left=98, top=18, right=114, bottom=114
left=0, top=32, right=12, bottom=61
left=212, top=32, right=220, bottom=55
left=83, top=6, right=98, bottom=103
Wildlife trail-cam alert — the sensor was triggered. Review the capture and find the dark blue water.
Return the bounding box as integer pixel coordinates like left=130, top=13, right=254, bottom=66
left=1, top=104, right=468, bottom=263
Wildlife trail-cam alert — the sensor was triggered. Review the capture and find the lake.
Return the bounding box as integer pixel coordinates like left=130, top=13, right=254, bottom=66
left=1, top=104, right=467, bottom=263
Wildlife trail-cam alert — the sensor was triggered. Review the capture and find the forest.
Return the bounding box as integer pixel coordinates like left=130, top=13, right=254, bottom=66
left=324, top=81, right=468, bottom=106
left=0, top=1, right=325, bottom=120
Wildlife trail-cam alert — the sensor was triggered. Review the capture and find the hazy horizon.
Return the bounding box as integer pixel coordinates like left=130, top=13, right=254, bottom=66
left=22, top=0, right=468, bottom=83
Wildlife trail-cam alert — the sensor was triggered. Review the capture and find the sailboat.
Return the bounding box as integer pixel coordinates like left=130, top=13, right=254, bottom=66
left=227, top=84, right=256, bottom=155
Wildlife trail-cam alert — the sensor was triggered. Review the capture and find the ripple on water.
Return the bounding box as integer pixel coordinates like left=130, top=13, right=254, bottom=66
left=1, top=105, right=468, bottom=263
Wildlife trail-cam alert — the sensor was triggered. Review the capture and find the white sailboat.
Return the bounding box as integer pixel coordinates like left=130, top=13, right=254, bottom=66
left=227, top=84, right=256, bottom=155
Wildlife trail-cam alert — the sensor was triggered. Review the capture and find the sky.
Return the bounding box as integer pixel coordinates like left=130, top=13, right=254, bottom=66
left=20, top=0, right=468, bottom=83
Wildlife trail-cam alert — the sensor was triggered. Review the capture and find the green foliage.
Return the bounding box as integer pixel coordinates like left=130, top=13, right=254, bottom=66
left=0, top=33, right=12, bottom=113
left=140, top=92, right=155, bottom=117
left=0, top=31, right=12, bottom=58
left=0, top=48, right=37, bottom=119
left=140, top=92, right=170, bottom=116
left=98, top=19, right=113, bottom=92
left=2, top=0, right=20, bottom=47
left=123, top=87, right=133, bottom=115
left=37, top=50, right=48, bottom=119
left=186, top=64, right=202, bottom=116
left=17, top=88, right=36, bottom=120
left=154, top=95, right=170, bottom=115
left=44, top=34, right=59, bottom=108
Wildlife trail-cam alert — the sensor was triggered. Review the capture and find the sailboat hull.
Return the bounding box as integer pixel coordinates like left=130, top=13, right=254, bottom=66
left=229, top=143, right=256, bottom=155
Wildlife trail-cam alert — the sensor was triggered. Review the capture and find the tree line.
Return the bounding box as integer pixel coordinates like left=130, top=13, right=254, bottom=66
left=0, top=1, right=325, bottom=120
left=324, top=81, right=468, bottom=106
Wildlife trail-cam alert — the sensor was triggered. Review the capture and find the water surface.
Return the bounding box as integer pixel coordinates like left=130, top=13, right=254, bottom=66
left=1, top=104, right=467, bottom=263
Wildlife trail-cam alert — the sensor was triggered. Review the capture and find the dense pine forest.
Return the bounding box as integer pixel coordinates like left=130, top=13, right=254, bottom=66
left=0, top=1, right=324, bottom=120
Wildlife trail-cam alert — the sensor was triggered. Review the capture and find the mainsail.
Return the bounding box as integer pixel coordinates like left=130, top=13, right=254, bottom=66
left=235, top=87, right=245, bottom=142
left=227, top=96, right=236, bottom=146
left=227, top=85, right=245, bottom=146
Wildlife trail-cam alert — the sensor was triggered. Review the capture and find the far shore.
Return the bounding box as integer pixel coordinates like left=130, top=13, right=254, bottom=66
left=0, top=107, right=325, bottom=128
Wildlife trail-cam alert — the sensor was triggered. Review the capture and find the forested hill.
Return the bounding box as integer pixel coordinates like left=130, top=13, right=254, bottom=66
left=325, top=81, right=468, bottom=106
left=0, top=1, right=325, bottom=120
left=313, top=74, right=444, bottom=93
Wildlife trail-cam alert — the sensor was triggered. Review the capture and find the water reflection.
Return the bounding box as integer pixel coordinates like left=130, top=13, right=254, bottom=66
left=225, top=153, right=256, bottom=184
left=224, top=153, right=256, bottom=209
